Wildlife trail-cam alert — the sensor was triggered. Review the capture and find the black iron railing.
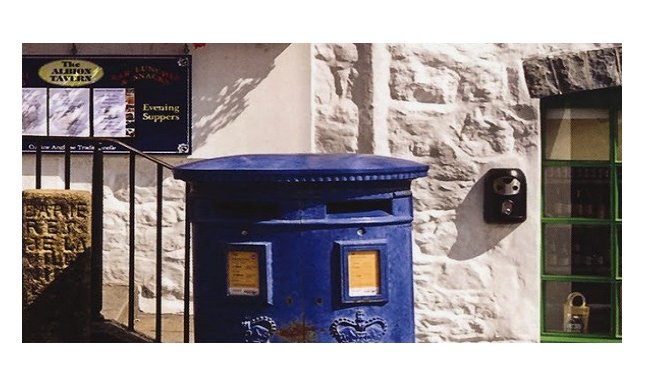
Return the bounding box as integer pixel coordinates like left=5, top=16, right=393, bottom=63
left=26, top=136, right=192, bottom=343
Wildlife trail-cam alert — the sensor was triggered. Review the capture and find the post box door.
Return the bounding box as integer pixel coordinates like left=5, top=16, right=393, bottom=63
left=298, top=225, right=413, bottom=343
left=228, top=231, right=394, bottom=343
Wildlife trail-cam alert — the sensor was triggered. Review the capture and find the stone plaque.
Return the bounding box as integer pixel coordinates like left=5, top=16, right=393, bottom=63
left=22, top=190, right=92, bottom=342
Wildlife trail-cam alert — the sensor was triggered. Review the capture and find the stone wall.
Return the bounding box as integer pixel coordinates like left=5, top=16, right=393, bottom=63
left=313, top=43, right=619, bottom=342
left=523, top=46, right=622, bottom=98
left=313, top=44, right=361, bottom=153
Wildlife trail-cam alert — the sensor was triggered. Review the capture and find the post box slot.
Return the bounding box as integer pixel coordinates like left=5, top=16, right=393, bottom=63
left=326, top=199, right=392, bottom=218
left=212, top=202, right=280, bottom=219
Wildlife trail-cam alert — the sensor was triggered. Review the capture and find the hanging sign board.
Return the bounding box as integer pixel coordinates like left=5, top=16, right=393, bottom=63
left=22, top=55, right=191, bottom=154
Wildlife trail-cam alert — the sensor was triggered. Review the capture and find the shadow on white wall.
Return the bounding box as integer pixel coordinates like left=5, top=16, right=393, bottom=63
left=448, top=175, right=521, bottom=260
left=191, top=43, right=290, bottom=152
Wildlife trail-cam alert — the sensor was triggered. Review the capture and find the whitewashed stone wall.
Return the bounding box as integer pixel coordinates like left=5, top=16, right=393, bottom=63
left=100, top=159, right=189, bottom=314
left=313, top=43, right=619, bottom=342
left=314, top=44, right=360, bottom=153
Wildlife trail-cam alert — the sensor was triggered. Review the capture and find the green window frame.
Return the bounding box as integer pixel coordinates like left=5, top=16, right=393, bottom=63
left=540, top=87, right=621, bottom=343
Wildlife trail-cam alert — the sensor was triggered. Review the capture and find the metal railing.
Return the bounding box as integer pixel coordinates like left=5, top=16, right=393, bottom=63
left=26, top=136, right=191, bottom=343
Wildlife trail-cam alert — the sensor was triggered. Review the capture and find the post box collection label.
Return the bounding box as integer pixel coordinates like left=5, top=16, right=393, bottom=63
left=227, top=251, right=260, bottom=296
left=348, top=250, right=381, bottom=297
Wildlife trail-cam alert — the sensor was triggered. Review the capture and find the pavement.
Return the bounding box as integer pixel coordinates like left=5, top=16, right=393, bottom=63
left=102, top=285, right=194, bottom=343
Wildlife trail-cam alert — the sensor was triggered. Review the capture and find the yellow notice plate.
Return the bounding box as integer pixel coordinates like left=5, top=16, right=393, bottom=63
left=348, top=250, right=380, bottom=297
left=227, top=250, right=260, bottom=296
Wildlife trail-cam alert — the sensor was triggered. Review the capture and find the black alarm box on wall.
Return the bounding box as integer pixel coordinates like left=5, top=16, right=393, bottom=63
left=484, top=168, right=527, bottom=223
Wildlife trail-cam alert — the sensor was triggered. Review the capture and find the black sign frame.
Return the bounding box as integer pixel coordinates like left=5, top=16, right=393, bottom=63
left=22, top=55, right=192, bottom=155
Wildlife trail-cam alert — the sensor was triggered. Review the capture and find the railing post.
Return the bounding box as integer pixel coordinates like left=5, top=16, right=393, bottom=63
left=183, top=182, right=191, bottom=343
left=64, top=143, right=71, bottom=189
left=35, top=139, right=42, bottom=189
left=155, top=164, right=163, bottom=342
left=91, top=143, right=104, bottom=321
left=128, top=152, right=136, bottom=330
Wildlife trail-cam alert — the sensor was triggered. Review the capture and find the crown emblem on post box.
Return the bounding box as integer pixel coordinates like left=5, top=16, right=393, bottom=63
left=242, top=316, right=277, bottom=343
left=330, top=310, right=388, bottom=343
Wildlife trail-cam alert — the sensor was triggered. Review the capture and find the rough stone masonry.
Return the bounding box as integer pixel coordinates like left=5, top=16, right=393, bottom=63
left=22, top=189, right=92, bottom=342
left=313, top=43, right=620, bottom=342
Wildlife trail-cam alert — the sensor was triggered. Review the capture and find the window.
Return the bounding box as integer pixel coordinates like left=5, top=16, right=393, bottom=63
left=540, top=87, right=621, bottom=342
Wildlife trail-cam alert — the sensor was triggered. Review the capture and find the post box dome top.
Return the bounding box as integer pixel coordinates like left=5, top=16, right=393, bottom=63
left=173, top=154, right=428, bottom=183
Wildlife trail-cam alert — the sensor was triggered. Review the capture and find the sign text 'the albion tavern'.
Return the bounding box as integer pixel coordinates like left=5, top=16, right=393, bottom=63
left=38, top=59, right=104, bottom=87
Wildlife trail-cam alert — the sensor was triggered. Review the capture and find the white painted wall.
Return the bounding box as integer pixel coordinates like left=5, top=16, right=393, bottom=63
left=191, top=44, right=312, bottom=157
left=22, top=43, right=312, bottom=313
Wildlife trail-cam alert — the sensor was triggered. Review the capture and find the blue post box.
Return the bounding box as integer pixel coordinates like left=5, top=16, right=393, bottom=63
left=173, top=154, right=428, bottom=343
